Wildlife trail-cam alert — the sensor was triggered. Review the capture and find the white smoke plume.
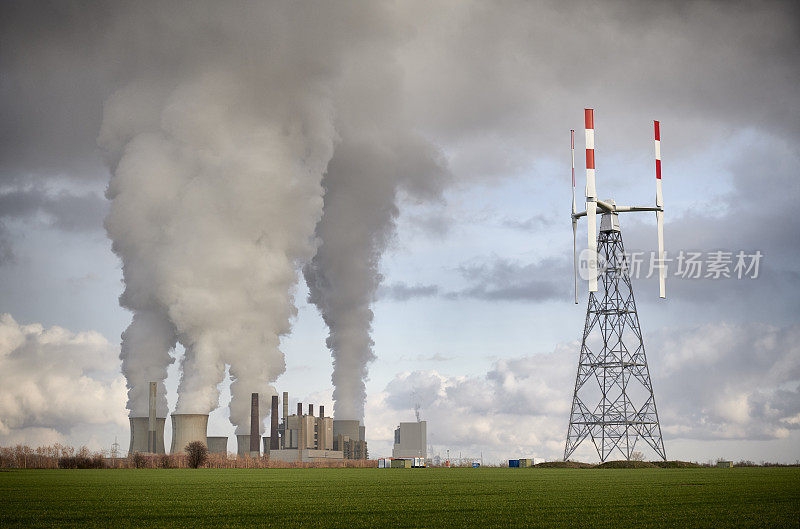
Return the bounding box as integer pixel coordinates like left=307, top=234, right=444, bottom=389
left=100, top=2, right=394, bottom=433
left=304, top=50, right=449, bottom=419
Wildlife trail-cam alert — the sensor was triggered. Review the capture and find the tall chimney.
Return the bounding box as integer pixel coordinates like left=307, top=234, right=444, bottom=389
left=308, top=403, right=314, bottom=417
left=319, top=405, right=324, bottom=418
left=147, top=382, right=157, bottom=453
left=282, top=392, right=289, bottom=421
left=297, top=402, right=302, bottom=416
left=250, top=393, right=259, bottom=456
left=270, top=395, right=279, bottom=450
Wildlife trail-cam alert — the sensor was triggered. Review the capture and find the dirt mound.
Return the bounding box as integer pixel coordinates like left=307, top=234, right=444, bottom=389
left=651, top=460, right=702, bottom=468
left=595, top=460, right=658, bottom=469
left=534, top=461, right=595, bottom=469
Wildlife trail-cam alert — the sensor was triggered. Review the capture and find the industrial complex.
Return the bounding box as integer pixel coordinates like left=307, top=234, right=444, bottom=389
left=129, top=388, right=367, bottom=461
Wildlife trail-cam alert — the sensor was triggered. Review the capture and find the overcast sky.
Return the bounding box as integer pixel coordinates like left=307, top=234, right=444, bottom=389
left=0, top=0, right=798, bottom=463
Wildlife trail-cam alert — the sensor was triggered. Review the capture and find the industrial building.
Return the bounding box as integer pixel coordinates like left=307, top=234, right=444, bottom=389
left=129, top=383, right=367, bottom=460
left=268, top=393, right=368, bottom=462
left=392, top=421, right=426, bottom=460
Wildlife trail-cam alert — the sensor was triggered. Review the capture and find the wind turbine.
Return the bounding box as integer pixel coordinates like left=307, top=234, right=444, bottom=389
left=564, top=109, right=667, bottom=462
left=571, top=109, right=665, bottom=300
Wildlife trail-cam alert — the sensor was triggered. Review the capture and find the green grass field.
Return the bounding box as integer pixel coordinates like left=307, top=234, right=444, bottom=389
left=1, top=467, right=798, bottom=528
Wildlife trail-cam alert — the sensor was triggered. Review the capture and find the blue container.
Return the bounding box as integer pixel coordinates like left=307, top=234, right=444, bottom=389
left=509, top=459, right=520, bottom=468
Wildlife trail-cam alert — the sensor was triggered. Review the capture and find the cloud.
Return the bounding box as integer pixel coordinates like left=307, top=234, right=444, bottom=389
left=366, top=321, right=800, bottom=461
left=447, top=257, right=568, bottom=302
left=501, top=214, right=552, bottom=232
left=0, top=313, right=126, bottom=446
left=650, top=323, right=800, bottom=441
left=0, top=185, right=107, bottom=233
left=377, top=282, right=440, bottom=302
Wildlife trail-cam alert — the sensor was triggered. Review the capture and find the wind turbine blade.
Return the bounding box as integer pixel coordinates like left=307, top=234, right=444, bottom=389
left=585, top=109, right=597, bottom=292
left=657, top=210, right=665, bottom=298
left=573, top=219, right=578, bottom=304
left=655, top=120, right=665, bottom=298
left=571, top=129, right=578, bottom=303
left=571, top=129, right=576, bottom=215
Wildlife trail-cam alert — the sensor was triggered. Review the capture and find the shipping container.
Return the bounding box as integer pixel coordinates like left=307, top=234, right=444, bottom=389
left=508, top=459, right=520, bottom=468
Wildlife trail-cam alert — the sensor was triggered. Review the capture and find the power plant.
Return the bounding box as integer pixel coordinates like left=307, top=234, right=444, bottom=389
left=128, top=385, right=367, bottom=460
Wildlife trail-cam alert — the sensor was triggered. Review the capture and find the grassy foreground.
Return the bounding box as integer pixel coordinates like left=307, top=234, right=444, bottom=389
left=1, top=467, right=798, bottom=528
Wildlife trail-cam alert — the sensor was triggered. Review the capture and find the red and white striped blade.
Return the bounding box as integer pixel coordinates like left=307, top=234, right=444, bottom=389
left=655, top=120, right=665, bottom=298
left=586, top=109, right=597, bottom=292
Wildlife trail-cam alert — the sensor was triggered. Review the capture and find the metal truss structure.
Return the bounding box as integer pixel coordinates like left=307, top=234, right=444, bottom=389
left=564, top=227, right=666, bottom=462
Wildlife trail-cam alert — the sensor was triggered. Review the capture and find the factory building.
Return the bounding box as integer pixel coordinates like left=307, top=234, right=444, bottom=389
left=268, top=394, right=368, bottom=462
left=392, top=421, right=427, bottom=460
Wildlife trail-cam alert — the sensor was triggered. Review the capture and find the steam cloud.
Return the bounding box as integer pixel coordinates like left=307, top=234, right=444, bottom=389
left=304, top=137, right=447, bottom=420
left=99, top=3, right=393, bottom=433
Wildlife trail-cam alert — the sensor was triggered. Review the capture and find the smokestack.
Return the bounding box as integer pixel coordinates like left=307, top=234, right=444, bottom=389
left=270, top=395, right=279, bottom=450
left=297, top=402, right=302, bottom=416
left=250, top=393, right=259, bottom=456
left=283, top=392, right=288, bottom=421
left=148, top=382, right=157, bottom=452
left=319, top=405, right=324, bottom=418
left=308, top=403, right=314, bottom=417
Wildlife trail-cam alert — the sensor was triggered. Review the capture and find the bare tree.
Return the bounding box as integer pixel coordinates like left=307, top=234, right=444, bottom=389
left=186, top=442, right=208, bottom=469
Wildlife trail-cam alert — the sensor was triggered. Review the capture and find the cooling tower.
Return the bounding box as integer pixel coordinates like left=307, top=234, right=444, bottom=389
left=237, top=434, right=252, bottom=457
left=206, top=436, right=228, bottom=455
left=170, top=414, right=208, bottom=454
left=128, top=417, right=166, bottom=455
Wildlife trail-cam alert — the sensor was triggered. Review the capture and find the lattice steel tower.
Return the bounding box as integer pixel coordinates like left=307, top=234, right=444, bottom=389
left=564, top=217, right=666, bottom=461
left=563, top=109, right=667, bottom=462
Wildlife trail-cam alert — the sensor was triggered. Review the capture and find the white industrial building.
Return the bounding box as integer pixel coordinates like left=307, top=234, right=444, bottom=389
left=392, top=421, right=426, bottom=460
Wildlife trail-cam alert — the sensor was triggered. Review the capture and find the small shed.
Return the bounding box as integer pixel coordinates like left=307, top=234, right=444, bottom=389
left=508, top=459, right=520, bottom=468
left=716, top=460, right=733, bottom=468
left=519, top=459, right=534, bottom=468
left=391, top=458, right=413, bottom=469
